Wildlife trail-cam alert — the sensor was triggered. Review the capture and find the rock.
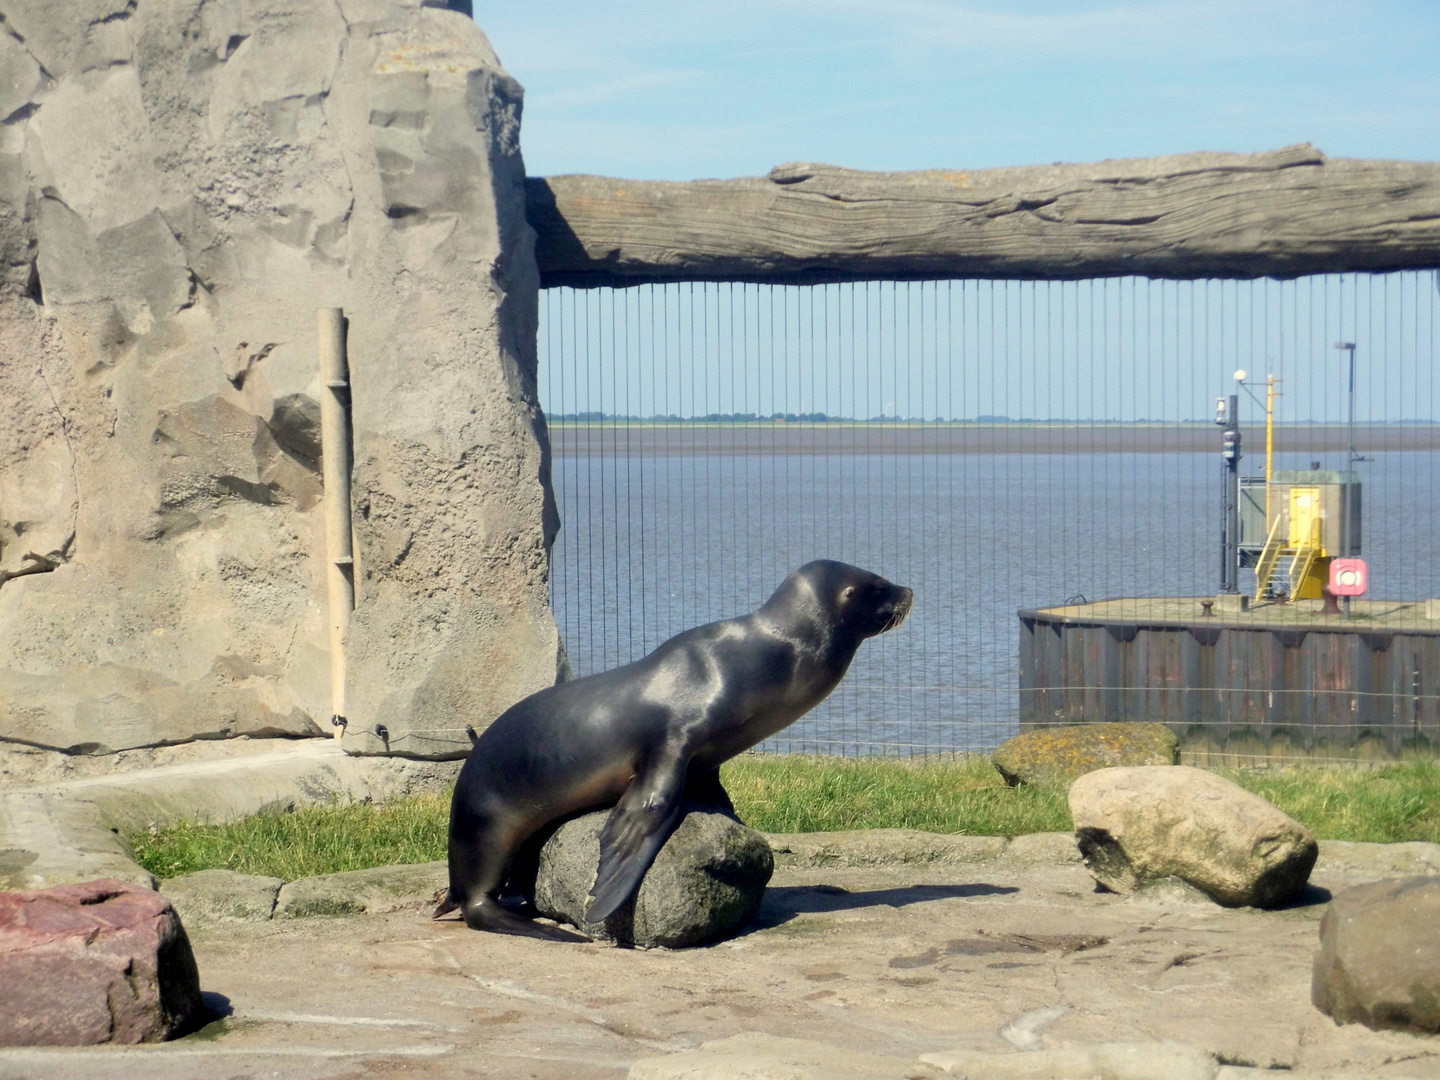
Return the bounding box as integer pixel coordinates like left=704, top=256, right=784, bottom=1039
left=0, top=0, right=559, bottom=761
left=628, top=1031, right=915, bottom=1080
left=160, top=869, right=282, bottom=923
left=992, top=722, right=1178, bottom=786
left=1312, top=876, right=1440, bottom=1034
left=767, top=829, right=1009, bottom=869
left=0, top=878, right=203, bottom=1045
left=1316, top=839, right=1440, bottom=880
left=1129, top=875, right=1217, bottom=906
left=917, top=1041, right=1218, bottom=1079
left=535, top=807, right=773, bottom=948
left=1068, top=766, right=1317, bottom=907
left=764, top=830, right=1081, bottom=870
left=274, top=861, right=447, bottom=919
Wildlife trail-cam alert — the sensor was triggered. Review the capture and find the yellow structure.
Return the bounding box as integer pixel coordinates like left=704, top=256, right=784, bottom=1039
left=1250, top=375, right=1339, bottom=601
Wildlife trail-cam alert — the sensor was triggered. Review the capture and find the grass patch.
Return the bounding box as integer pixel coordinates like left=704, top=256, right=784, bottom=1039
left=126, top=756, right=1440, bottom=882
left=127, top=793, right=450, bottom=881
left=719, top=754, right=1071, bottom=835
left=1221, top=759, right=1440, bottom=844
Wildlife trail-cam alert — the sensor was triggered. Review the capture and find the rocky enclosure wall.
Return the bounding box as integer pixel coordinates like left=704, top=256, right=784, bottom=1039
left=0, top=0, right=559, bottom=759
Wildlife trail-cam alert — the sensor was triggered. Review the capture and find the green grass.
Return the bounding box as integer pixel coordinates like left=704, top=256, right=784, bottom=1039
left=127, top=792, right=451, bottom=881
left=1221, top=759, right=1440, bottom=844
left=125, top=756, right=1440, bottom=882
left=719, top=754, right=1072, bottom=835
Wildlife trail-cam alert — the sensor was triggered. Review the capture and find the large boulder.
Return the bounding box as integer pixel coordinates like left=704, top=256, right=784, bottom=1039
left=1312, top=876, right=1440, bottom=1034
left=534, top=807, right=774, bottom=948
left=0, top=0, right=558, bottom=760
left=1068, top=766, right=1317, bottom=907
left=0, top=878, right=203, bottom=1045
left=992, top=722, right=1178, bottom=786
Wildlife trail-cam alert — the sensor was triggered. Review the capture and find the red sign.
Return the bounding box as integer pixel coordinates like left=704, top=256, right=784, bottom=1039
left=1329, top=558, right=1368, bottom=597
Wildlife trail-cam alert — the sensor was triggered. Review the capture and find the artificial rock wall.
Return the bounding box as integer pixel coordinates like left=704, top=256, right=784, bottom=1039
left=0, top=0, right=559, bottom=759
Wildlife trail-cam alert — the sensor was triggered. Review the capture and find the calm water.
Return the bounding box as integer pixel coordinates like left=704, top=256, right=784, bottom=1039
left=550, top=448, right=1440, bottom=755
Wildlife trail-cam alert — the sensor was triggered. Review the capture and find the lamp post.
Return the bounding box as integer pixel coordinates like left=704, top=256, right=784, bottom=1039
left=1334, top=341, right=1357, bottom=618
left=1217, top=371, right=1244, bottom=596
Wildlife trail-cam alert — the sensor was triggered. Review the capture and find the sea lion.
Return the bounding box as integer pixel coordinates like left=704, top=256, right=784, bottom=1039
left=435, top=559, right=912, bottom=939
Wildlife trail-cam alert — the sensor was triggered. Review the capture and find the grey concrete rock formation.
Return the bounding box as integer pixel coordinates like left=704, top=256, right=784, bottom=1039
left=766, top=829, right=1082, bottom=870
left=160, top=869, right=283, bottom=923
left=628, top=1032, right=916, bottom=1080
left=916, top=1040, right=1221, bottom=1079
left=992, top=722, right=1178, bottom=786
left=1069, top=766, right=1318, bottom=907
left=0, top=878, right=203, bottom=1045
left=534, top=806, right=774, bottom=948
left=0, top=0, right=557, bottom=761
left=1312, top=876, right=1440, bottom=1034
left=274, top=860, right=446, bottom=917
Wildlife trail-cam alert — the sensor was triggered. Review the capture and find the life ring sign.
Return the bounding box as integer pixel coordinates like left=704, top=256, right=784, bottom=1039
left=1329, top=558, right=1368, bottom=597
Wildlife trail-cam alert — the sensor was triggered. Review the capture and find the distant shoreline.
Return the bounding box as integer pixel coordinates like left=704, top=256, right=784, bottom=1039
left=549, top=422, right=1440, bottom=455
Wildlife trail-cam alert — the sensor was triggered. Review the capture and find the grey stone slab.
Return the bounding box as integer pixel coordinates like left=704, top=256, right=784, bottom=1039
left=161, top=869, right=282, bottom=923
left=275, top=862, right=447, bottom=919
left=628, top=1032, right=915, bottom=1080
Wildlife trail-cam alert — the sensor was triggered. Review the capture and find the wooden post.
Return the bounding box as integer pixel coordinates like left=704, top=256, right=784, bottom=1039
left=526, top=145, right=1440, bottom=287
left=318, top=309, right=354, bottom=740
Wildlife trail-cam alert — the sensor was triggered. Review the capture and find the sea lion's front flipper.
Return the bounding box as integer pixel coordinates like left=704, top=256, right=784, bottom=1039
left=587, top=761, right=686, bottom=923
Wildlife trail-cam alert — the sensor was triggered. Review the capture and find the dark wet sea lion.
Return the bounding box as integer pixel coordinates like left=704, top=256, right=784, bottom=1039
left=436, top=559, right=912, bottom=939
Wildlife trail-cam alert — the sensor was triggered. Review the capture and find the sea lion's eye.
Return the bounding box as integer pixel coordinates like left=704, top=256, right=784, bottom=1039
left=840, top=586, right=856, bottom=602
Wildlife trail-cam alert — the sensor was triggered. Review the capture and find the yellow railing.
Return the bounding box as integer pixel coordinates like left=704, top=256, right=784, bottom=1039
left=1253, top=513, right=1286, bottom=600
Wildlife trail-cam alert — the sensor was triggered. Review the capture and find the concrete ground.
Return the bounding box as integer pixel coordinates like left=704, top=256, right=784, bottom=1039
left=4, top=841, right=1440, bottom=1079
left=3, top=738, right=1438, bottom=1079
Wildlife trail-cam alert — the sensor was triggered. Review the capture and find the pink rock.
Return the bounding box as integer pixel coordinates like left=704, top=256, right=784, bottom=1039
left=0, top=878, right=203, bottom=1045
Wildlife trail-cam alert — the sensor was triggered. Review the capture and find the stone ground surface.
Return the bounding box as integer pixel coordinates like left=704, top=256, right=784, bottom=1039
left=3, top=848, right=1438, bottom=1079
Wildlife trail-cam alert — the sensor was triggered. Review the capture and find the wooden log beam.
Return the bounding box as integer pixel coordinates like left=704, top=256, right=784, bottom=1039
left=526, top=144, right=1440, bottom=287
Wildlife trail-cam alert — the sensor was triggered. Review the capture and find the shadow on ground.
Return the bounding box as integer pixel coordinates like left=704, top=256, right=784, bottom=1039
left=749, top=882, right=1019, bottom=931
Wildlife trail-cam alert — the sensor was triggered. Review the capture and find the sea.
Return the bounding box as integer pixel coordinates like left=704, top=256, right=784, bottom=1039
left=548, top=438, right=1440, bottom=756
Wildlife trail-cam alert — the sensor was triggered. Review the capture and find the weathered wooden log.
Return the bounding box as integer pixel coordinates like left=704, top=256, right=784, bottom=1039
left=527, top=144, right=1440, bottom=287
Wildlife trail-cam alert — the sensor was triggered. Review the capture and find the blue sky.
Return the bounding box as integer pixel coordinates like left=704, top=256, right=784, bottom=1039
left=485, top=4, right=1439, bottom=427
left=478, top=1, right=1440, bottom=181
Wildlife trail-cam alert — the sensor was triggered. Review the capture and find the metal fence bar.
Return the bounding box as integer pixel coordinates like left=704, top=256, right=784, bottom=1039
left=540, top=273, right=1440, bottom=758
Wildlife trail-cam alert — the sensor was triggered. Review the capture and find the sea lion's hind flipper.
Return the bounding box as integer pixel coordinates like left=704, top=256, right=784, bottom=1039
left=587, top=770, right=686, bottom=924
left=464, top=895, right=591, bottom=942
left=432, top=892, right=459, bottom=919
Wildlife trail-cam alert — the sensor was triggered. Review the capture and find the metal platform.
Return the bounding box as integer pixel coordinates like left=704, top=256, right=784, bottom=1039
left=1019, top=597, right=1440, bottom=761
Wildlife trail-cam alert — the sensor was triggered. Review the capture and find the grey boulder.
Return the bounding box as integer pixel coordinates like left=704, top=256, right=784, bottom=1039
left=1312, top=876, right=1440, bottom=1034
left=1068, top=766, right=1317, bottom=907
left=534, top=806, right=773, bottom=948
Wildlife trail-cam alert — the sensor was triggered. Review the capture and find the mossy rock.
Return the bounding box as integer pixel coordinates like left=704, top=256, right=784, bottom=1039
left=992, top=723, right=1178, bottom=786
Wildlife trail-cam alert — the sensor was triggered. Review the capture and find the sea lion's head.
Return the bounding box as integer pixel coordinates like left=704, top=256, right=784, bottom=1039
left=766, top=560, right=913, bottom=644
